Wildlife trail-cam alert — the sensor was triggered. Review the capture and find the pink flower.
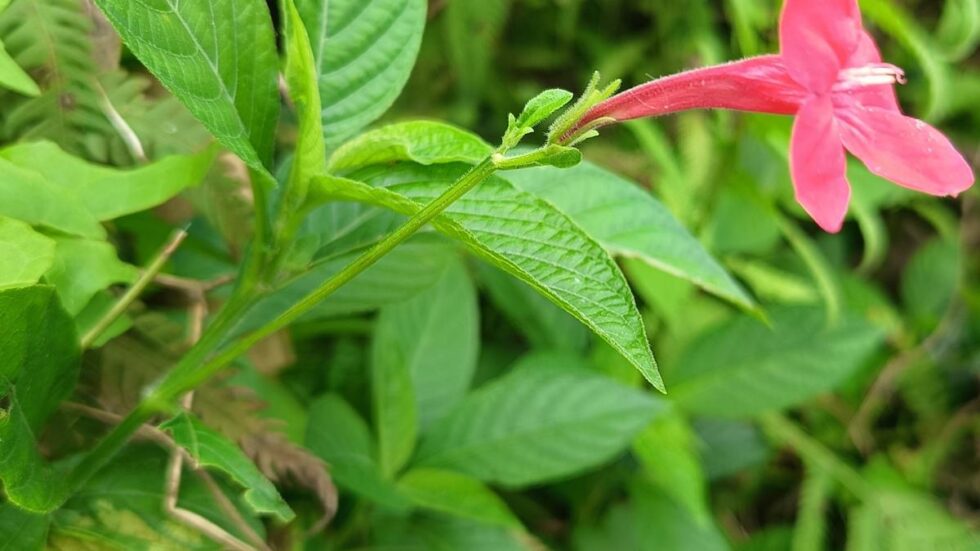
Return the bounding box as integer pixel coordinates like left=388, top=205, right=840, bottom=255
left=575, top=0, right=975, bottom=232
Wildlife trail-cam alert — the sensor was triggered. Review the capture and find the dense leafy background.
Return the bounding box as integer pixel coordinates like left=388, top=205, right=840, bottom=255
left=0, top=0, right=978, bottom=549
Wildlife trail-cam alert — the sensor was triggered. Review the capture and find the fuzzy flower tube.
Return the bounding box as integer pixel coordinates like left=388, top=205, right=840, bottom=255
left=572, top=0, right=975, bottom=232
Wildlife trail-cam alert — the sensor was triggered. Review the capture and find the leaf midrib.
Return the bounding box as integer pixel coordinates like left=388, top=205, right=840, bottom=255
left=163, top=0, right=241, bottom=125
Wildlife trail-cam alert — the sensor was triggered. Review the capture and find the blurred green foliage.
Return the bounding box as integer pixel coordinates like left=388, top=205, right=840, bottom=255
left=0, top=0, right=977, bottom=549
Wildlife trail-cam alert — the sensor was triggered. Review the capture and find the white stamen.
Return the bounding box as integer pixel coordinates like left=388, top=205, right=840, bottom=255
left=836, top=63, right=907, bottom=90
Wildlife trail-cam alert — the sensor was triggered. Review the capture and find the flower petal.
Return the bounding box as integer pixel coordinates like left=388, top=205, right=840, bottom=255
left=574, top=55, right=807, bottom=130
left=780, top=0, right=863, bottom=93
left=838, top=107, right=975, bottom=196
left=791, top=96, right=852, bottom=232
left=840, top=31, right=900, bottom=111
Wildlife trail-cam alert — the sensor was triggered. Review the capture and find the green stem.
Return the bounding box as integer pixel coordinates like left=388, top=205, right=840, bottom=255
left=491, top=145, right=566, bottom=170
left=149, top=157, right=497, bottom=404
left=760, top=414, right=872, bottom=500
left=66, top=172, right=277, bottom=498
left=173, top=169, right=281, bottom=372
left=65, top=402, right=156, bottom=497
left=80, top=229, right=188, bottom=349
left=65, top=156, right=498, bottom=497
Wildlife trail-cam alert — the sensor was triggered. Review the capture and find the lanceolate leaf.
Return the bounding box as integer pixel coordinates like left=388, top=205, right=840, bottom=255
left=296, top=0, right=427, bottom=147
left=632, top=482, right=730, bottom=551
left=280, top=0, right=326, bottom=221
left=0, top=216, right=55, bottom=289
left=328, top=121, right=493, bottom=174
left=372, top=319, right=419, bottom=478
left=476, top=262, right=588, bottom=353
left=415, top=354, right=666, bottom=486
left=0, top=158, right=104, bottom=239
left=0, top=504, right=48, bottom=549
left=379, top=516, right=530, bottom=551
left=59, top=447, right=266, bottom=549
left=632, top=411, right=710, bottom=525
left=305, top=394, right=410, bottom=510
left=669, top=307, right=885, bottom=418
left=313, top=164, right=662, bottom=389
left=0, top=141, right=216, bottom=221
left=0, top=286, right=80, bottom=512
left=505, top=162, right=756, bottom=311
left=514, top=89, right=574, bottom=131
left=374, top=255, right=479, bottom=428
left=92, top=0, right=280, bottom=170
left=44, top=237, right=138, bottom=315
left=850, top=487, right=979, bottom=551
left=398, top=468, right=521, bottom=528
left=371, top=255, right=479, bottom=477
left=160, top=412, right=295, bottom=522
left=324, top=120, right=750, bottom=318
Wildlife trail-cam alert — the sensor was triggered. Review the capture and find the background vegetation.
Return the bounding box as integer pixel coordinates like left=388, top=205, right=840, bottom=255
left=0, top=0, right=977, bottom=549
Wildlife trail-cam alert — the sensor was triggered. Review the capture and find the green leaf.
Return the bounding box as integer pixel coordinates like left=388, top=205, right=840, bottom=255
left=305, top=394, right=410, bottom=510
left=901, top=237, right=960, bottom=331
left=504, top=161, right=756, bottom=311
left=92, top=0, right=280, bottom=170
left=0, top=158, right=104, bottom=239
left=0, top=503, right=48, bottom=550
left=0, top=37, right=39, bottom=96
left=0, top=141, right=217, bottom=221
left=235, top=236, right=456, bottom=333
left=57, top=446, right=264, bottom=549
left=514, top=89, right=575, bottom=131
left=476, top=262, right=587, bottom=353
left=314, top=163, right=663, bottom=390
left=632, top=411, right=710, bottom=524
left=372, top=256, right=479, bottom=477
left=160, top=412, right=295, bottom=522
left=694, top=419, right=771, bottom=480
left=0, top=286, right=79, bottom=512
left=849, top=488, right=979, bottom=551
left=372, top=318, right=418, bottom=478
left=704, top=184, right=781, bottom=255
left=0, top=216, right=55, bottom=289
left=296, top=0, right=427, bottom=147
left=670, top=307, right=884, bottom=418
left=280, top=0, right=326, bottom=221
left=577, top=483, right=731, bottom=551
left=376, top=515, right=531, bottom=551
left=398, top=469, right=521, bottom=528
left=327, top=121, right=493, bottom=174
left=632, top=482, right=731, bottom=551
left=416, top=353, right=666, bottom=486
left=380, top=255, right=479, bottom=426
left=44, top=237, right=138, bottom=315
